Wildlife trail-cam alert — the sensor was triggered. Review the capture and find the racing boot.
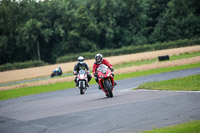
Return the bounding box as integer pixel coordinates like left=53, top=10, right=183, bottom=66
left=98, top=84, right=102, bottom=90
left=87, top=83, right=89, bottom=87
left=75, top=81, right=78, bottom=87
left=114, top=82, right=117, bottom=86
left=74, top=78, right=78, bottom=87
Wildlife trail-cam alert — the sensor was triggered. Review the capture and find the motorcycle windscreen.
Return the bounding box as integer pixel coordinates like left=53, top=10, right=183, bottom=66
left=97, top=64, right=108, bottom=74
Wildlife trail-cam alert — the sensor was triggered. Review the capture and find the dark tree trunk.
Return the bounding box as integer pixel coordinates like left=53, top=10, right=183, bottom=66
left=37, top=42, right=41, bottom=60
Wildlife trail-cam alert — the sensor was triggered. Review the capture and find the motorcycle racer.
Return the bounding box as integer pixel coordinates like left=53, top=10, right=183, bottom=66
left=92, top=53, right=117, bottom=89
left=73, top=56, right=92, bottom=87
left=55, top=65, right=62, bottom=74
left=51, top=65, right=62, bottom=77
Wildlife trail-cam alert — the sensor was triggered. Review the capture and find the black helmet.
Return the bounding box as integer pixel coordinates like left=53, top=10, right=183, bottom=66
left=78, top=56, right=84, bottom=64
left=95, top=53, right=103, bottom=64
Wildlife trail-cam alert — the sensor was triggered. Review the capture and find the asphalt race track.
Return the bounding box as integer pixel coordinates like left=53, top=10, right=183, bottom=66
left=0, top=67, right=200, bottom=133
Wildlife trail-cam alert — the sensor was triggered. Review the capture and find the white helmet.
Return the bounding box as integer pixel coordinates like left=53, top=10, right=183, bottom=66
left=78, top=56, right=84, bottom=64
left=58, top=65, right=61, bottom=68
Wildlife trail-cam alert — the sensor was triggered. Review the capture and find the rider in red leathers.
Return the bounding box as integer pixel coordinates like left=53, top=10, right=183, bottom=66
left=92, top=53, right=117, bottom=89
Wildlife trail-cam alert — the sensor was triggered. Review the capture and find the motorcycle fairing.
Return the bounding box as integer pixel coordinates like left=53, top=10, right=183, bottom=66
left=97, top=64, right=114, bottom=94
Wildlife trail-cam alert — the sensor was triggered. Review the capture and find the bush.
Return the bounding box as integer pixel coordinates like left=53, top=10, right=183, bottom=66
left=56, top=38, right=200, bottom=63
left=0, top=60, right=48, bottom=72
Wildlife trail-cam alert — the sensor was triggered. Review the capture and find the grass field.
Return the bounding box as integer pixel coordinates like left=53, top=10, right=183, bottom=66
left=1, top=53, right=199, bottom=91
left=170, top=51, right=200, bottom=61
left=0, top=63, right=200, bottom=101
left=115, top=51, right=200, bottom=69
left=138, top=120, right=200, bottom=133
left=115, top=62, right=200, bottom=81
left=137, top=74, right=200, bottom=91
left=22, top=51, right=199, bottom=79
left=58, top=51, right=200, bottom=76
left=0, top=45, right=200, bottom=84
left=8, top=51, right=198, bottom=80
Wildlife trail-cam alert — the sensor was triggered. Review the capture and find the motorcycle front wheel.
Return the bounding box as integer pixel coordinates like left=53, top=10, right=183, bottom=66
left=80, top=82, right=85, bottom=95
left=104, top=79, right=113, bottom=98
left=51, top=73, right=54, bottom=77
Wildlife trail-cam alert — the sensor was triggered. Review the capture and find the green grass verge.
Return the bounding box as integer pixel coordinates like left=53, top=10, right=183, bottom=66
left=0, top=63, right=200, bottom=101
left=137, top=74, right=200, bottom=91
left=0, top=82, right=75, bottom=100
left=138, top=120, right=200, bottom=133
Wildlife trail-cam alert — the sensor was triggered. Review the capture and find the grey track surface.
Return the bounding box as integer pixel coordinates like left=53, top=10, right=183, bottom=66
left=0, top=67, right=200, bottom=133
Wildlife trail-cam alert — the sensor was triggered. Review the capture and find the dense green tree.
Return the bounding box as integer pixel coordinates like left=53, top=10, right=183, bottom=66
left=66, top=6, right=98, bottom=53
left=0, top=0, right=24, bottom=64
left=145, top=0, right=170, bottom=43
left=0, top=0, right=200, bottom=65
left=151, top=0, right=200, bottom=42
left=17, top=19, right=52, bottom=60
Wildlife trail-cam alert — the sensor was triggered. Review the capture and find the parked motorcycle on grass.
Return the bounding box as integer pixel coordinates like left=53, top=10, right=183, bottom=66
left=76, top=69, right=89, bottom=95
left=97, top=64, right=114, bottom=98
left=51, top=70, right=62, bottom=77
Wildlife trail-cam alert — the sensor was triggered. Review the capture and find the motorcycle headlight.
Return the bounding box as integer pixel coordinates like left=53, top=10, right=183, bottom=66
left=107, top=73, right=110, bottom=77
left=80, top=75, right=84, bottom=79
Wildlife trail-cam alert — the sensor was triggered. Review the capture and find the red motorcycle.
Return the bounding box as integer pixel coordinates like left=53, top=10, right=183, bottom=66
left=97, top=64, right=114, bottom=98
left=76, top=69, right=89, bottom=95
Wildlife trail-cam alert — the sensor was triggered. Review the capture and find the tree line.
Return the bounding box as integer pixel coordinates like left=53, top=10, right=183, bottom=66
left=0, top=0, right=200, bottom=65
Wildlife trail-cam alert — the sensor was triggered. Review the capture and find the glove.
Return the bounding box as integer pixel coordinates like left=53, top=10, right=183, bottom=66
left=94, top=73, right=98, bottom=77
left=73, top=71, right=77, bottom=75
left=111, top=68, right=114, bottom=72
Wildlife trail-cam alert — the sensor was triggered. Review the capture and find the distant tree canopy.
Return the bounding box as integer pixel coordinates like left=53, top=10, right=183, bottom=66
left=0, top=0, right=200, bottom=64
